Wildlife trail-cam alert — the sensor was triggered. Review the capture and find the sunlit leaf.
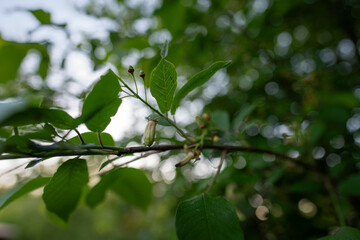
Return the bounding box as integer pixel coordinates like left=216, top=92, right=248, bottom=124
left=171, top=61, right=231, bottom=114
left=81, top=70, right=122, bottom=132
left=0, top=107, right=75, bottom=129
left=175, top=194, right=244, bottom=240
left=150, top=59, right=177, bottom=113
left=0, top=177, right=50, bottom=210
left=43, top=158, right=89, bottom=222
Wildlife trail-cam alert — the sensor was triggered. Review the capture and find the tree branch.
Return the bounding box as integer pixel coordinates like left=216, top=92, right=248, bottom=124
left=0, top=143, right=298, bottom=161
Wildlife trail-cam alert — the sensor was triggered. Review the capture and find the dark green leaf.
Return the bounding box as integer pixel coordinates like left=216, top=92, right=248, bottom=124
left=171, top=61, right=231, bottom=114
left=175, top=194, right=244, bottom=240
left=86, top=169, right=120, bottom=209
left=317, top=227, right=360, bottom=240
left=68, top=132, right=115, bottom=146
left=43, top=158, right=89, bottom=222
left=289, top=180, right=322, bottom=193
left=25, top=159, right=43, bottom=168
left=150, top=59, right=177, bottom=113
left=29, top=9, right=52, bottom=25
left=0, top=39, right=29, bottom=83
left=81, top=70, right=122, bottom=132
left=339, top=174, right=360, bottom=196
left=0, top=107, right=75, bottom=129
left=0, top=177, right=50, bottom=210
left=86, top=168, right=152, bottom=211
left=110, top=168, right=152, bottom=211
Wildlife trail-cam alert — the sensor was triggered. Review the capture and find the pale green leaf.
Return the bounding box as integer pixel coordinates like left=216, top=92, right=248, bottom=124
left=150, top=59, right=177, bottom=113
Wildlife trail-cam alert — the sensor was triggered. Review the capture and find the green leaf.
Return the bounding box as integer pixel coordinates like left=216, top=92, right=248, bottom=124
left=171, top=61, right=231, bottom=114
left=86, top=168, right=152, bottom=211
left=25, top=159, right=43, bottom=168
left=150, top=59, right=177, bottom=113
left=0, top=177, right=50, bottom=210
left=81, top=70, right=122, bottom=132
left=175, top=194, right=244, bottom=240
left=232, top=102, right=257, bottom=130
left=43, top=158, right=89, bottom=222
left=68, top=132, right=115, bottom=146
left=289, top=180, right=322, bottom=193
left=339, top=174, right=360, bottom=196
left=317, top=227, right=360, bottom=240
left=29, top=9, right=52, bottom=25
left=0, top=100, right=27, bottom=123
left=212, top=110, right=230, bottom=131
left=0, top=107, right=75, bottom=129
left=0, top=39, right=29, bottom=83
left=86, top=169, right=120, bottom=209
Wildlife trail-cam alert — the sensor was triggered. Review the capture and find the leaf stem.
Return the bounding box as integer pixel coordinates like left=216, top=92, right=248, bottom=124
left=116, top=75, right=192, bottom=143
left=97, top=133, right=104, bottom=148
left=74, top=129, right=85, bottom=144
left=130, top=73, right=138, bottom=94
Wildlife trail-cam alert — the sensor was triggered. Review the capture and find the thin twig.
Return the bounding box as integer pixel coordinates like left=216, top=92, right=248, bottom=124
left=206, top=150, right=227, bottom=193
left=116, top=75, right=193, bottom=143
left=0, top=161, right=29, bottom=177
left=115, top=150, right=161, bottom=168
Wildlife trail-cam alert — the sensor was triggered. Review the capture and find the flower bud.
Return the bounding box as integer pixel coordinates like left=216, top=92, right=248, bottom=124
left=202, top=112, right=211, bottom=122
left=175, top=151, right=195, bottom=167
left=143, top=119, right=157, bottom=146
left=139, top=71, right=145, bottom=79
left=196, top=116, right=206, bottom=129
left=128, top=65, right=134, bottom=74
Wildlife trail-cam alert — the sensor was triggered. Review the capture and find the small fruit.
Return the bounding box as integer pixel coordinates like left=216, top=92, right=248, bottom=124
left=143, top=119, right=157, bottom=146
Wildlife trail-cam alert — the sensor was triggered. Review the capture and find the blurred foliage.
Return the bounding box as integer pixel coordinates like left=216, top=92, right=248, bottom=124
left=0, top=0, right=360, bottom=239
